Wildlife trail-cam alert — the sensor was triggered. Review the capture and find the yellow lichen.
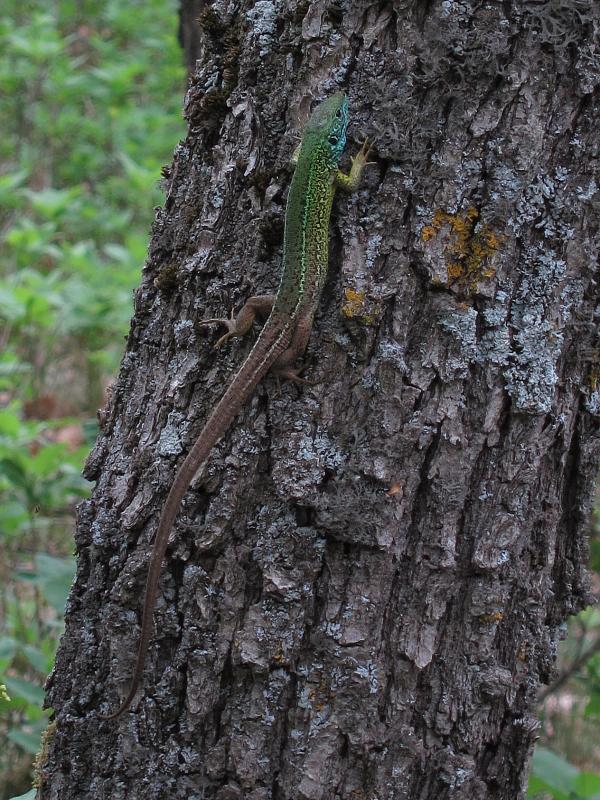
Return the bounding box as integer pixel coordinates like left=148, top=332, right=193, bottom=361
left=272, top=648, right=287, bottom=666
left=589, top=365, right=600, bottom=391
left=422, top=206, right=503, bottom=292
left=421, top=224, right=438, bottom=242
left=479, top=611, right=504, bottom=623
left=341, top=287, right=365, bottom=319
left=341, top=287, right=375, bottom=325
left=386, top=482, right=403, bottom=498
left=517, top=644, right=529, bottom=662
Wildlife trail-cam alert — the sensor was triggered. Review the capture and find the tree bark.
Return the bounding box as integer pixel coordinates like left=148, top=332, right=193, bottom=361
left=42, top=2, right=600, bottom=799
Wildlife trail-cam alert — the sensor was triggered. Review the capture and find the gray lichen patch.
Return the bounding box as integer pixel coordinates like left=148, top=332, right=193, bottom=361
left=157, top=411, right=187, bottom=456
left=586, top=385, right=600, bottom=416
left=245, top=0, right=279, bottom=57
left=477, top=295, right=511, bottom=368
left=504, top=321, right=563, bottom=414
left=503, top=245, right=567, bottom=414
left=271, top=415, right=346, bottom=501
left=435, top=304, right=478, bottom=380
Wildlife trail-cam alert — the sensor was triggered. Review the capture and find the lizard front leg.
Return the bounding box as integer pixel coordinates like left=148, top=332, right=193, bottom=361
left=335, top=139, right=375, bottom=192
left=199, top=294, right=275, bottom=349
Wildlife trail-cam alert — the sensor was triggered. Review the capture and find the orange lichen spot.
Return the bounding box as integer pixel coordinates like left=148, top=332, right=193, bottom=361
left=479, top=611, right=504, bottom=623
left=421, top=224, right=438, bottom=242
left=422, top=206, right=503, bottom=292
left=517, top=645, right=529, bottom=662
left=341, top=287, right=376, bottom=325
left=588, top=365, right=600, bottom=391
left=386, top=482, right=403, bottom=498
left=341, top=287, right=366, bottom=318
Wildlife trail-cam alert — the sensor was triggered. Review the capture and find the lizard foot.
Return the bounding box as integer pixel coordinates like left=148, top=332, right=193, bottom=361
left=352, top=137, right=377, bottom=168
left=198, top=308, right=238, bottom=349
left=273, top=365, right=318, bottom=392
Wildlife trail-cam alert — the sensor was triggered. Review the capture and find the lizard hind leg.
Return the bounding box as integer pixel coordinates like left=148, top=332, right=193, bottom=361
left=273, top=364, right=318, bottom=389
left=270, top=314, right=319, bottom=388
left=199, top=294, right=275, bottom=349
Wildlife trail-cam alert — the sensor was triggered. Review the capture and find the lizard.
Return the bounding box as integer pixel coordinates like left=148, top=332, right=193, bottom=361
left=101, top=92, right=373, bottom=720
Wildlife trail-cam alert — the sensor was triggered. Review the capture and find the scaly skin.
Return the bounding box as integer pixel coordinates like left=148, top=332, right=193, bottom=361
left=101, top=92, right=372, bottom=719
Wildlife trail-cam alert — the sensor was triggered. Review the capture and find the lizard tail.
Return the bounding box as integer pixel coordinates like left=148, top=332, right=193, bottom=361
left=100, top=320, right=290, bottom=720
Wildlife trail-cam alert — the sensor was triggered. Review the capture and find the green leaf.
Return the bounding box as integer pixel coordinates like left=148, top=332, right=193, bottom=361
left=575, top=772, right=600, bottom=798
left=28, top=443, right=68, bottom=477
left=7, top=728, right=43, bottom=755
left=0, top=286, right=27, bottom=321
left=42, top=577, right=73, bottom=613
left=7, top=24, right=63, bottom=61
left=0, top=408, right=22, bottom=437
left=590, top=534, right=600, bottom=572
left=0, top=498, right=29, bottom=537
left=7, top=789, right=37, bottom=800
left=0, top=169, right=28, bottom=207
left=4, top=676, right=45, bottom=706
left=26, top=186, right=81, bottom=219
left=527, top=772, right=565, bottom=799
left=0, top=636, right=18, bottom=673
left=576, top=606, right=600, bottom=627
left=529, top=746, right=579, bottom=798
left=585, top=690, right=600, bottom=719
left=103, top=242, right=131, bottom=263
left=0, top=457, right=35, bottom=504
left=0, top=456, right=28, bottom=484
left=0, top=354, right=31, bottom=378
left=35, top=553, right=75, bottom=612
left=35, top=553, right=75, bottom=580
left=22, top=644, right=50, bottom=674
left=0, top=636, right=18, bottom=660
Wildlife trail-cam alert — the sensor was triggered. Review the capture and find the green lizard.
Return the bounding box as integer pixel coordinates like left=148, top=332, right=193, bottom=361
left=101, top=92, right=373, bottom=719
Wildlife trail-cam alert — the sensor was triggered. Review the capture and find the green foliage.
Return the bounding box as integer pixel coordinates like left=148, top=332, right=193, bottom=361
left=0, top=403, right=82, bottom=788
left=0, top=0, right=184, bottom=796
left=530, top=597, right=600, bottom=797
left=0, top=405, right=89, bottom=527
left=528, top=747, right=600, bottom=800
left=584, top=640, right=600, bottom=721
left=0, top=0, right=184, bottom=407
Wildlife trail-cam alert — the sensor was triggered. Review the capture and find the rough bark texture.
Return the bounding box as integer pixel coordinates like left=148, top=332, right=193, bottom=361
left=43, top=2, right=600, bottom=799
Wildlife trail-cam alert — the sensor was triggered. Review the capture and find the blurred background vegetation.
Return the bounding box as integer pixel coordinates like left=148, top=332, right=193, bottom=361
left=0, top=2, right=598, bottom=799
left=0, top=0, right=184, bottom=796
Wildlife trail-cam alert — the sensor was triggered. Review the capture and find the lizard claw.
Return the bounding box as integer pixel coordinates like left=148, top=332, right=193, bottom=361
left=352, top=138, right=376, bottom=166
left=272, top=364, right=318, bottom=387
left=199, top=307, right=237, bottom=349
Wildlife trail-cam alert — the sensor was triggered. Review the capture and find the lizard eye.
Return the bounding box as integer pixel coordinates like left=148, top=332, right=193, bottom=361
left=335, top=108, right=343, bottom=118
left=328, top=134, right=339, bottom=145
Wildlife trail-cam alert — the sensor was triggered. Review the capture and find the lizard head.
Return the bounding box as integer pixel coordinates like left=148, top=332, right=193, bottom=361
left=305, top=92, right=349, bottom=166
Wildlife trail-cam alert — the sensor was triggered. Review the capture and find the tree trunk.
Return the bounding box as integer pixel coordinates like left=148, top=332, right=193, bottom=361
left=42, top=2, right=600, bottom=798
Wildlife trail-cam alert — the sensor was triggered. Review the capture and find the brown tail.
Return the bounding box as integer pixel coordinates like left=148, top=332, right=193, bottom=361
left=100, top=321, right=290, bottom=719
